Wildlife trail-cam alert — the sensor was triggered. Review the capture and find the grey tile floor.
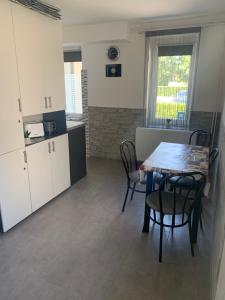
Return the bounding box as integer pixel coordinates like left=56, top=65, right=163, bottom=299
left=0, top=158, right=210, bottom=300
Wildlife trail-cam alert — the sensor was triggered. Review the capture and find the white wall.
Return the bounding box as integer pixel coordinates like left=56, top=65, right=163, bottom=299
left=135, top=127, right=192, bottom=161
left=64, top=21, right=129, bottom=45
left=63, top=22, right=225, bottom=112
left=215, top=244, right=225, bottom=300
left=214, top=88, right=225, bottom=300
left=82, top=32, right=145, bottom=109
left=193, top=24, right=225, bottom=112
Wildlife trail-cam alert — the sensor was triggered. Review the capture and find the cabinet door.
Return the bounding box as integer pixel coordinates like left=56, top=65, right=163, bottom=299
left=50, top=134, right=70, bottom=197
left=26, top=140, right=53, bottom=212
left=11, top=3, right=47, bottom=116
left=0, top=149, right=31, bottom=232
left=68, top=126, right=87, bottom=185
left=45, top=20, right=66, bottom=112
left=0, top=1, right=24, bottom=155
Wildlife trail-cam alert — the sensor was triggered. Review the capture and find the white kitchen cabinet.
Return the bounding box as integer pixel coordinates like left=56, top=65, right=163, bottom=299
left=26, top=140, right=54, bottom=212
left=44, top=20, right=66, bottom=112
left=11, top=4, right=47, bottom=116
left=0, top=1, right=24, bottom=155
left=50, top=134, right=70, bottom=197
left=26, top=134, right=70, bottom=212
left=0, top=149, right=31, bottom=232
left=11, top=3, right=66, bottom=116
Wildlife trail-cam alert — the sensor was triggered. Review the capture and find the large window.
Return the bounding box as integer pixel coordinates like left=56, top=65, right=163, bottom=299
left=146, top=31, right=200, bottom=129
left=64, top=51, right=82, bottom=117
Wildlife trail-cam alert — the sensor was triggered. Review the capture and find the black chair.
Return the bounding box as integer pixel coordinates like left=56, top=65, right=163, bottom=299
left=120, top=140, right=163, bottom=212
left=209, top=148, right=219, bottom=170
left=168, top=148, right=219, bottom=228
left=189, top=129, right=212, bottom=148
left=146, top=172, right=206, bottom=262
left=168, top=148, right=219, bottom=189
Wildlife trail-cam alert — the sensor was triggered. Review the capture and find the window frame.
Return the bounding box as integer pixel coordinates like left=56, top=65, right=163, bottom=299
left=64, top=51, right=83, bottom=120
left=145, top=32, right=200, bottom=129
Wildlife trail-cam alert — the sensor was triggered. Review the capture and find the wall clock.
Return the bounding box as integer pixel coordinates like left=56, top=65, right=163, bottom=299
left=107, top=46, right=120, bottom=61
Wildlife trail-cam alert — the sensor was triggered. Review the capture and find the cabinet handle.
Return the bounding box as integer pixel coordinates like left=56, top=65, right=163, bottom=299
left=18, top=98, right=22, bottom=112
left=44, top=97, right=48, bottom=109
left=48, top=142, right=51, bottom=154
left=23, top=151, right=27, bottom=163
left=48, top=96, right=52, bottom=108
left=52, top=141, right=55, bottom=152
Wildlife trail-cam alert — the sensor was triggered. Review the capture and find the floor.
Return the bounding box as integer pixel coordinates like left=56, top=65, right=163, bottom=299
left=0, top=158, right=211, bottom=300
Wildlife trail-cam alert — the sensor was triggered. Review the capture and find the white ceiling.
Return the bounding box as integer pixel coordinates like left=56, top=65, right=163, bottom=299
left=49, top=0, right=225, bottom=25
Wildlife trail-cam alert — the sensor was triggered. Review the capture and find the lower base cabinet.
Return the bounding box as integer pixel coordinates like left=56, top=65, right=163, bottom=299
left=68, top=126, right=86, bottom=185
left=0, top=148, right=31, bottom=232
left=26, top=133, right=70, bottom=212
left=26, top=139, right=53, bottom=212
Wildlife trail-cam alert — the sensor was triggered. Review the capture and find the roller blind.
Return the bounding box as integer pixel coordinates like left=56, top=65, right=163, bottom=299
left=64, top=51, right=82, bottom=62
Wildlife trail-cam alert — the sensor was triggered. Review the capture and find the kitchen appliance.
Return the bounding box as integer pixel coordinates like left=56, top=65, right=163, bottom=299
left=44, top=120, right=57, bottom=136
left=24, top=122, right=44, bottom=138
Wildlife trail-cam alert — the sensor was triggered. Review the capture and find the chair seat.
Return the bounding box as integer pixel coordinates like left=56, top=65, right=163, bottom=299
left=168, top=174, right=202, bottom=189
left=129, top=170, right=164, bottom=184
left=146, top=191, right=193, bottom=215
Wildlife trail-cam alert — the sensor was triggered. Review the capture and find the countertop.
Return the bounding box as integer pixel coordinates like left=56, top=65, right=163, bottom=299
left=66, top=121, right=85, bottom=131
left=25, top=121, right=85, bottom=147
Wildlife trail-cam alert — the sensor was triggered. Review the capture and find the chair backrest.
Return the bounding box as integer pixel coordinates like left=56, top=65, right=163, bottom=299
left=120, top=140, right=138, bottom=180
left=209, top=148, right=219, bottom=170
left=189, top=129, right=211, bottom=148
left=158, top=172, right=206, bottom=225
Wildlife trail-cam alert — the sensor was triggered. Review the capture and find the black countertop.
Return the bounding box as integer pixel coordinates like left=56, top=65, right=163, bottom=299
left=25, top=121, right=85, bottom=147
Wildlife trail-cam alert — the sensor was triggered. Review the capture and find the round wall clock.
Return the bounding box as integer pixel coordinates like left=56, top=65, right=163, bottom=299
left=107, top=46, right=120, bottom=61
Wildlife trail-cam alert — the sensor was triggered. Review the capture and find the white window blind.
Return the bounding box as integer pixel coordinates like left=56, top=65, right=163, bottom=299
left=64, top=61, right=83, bottom=116
left=145, top=32, right=200, bottom=129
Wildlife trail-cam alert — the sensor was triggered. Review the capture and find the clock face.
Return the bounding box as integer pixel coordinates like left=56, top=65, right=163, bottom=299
left=107, top=46, right=120, bottom=61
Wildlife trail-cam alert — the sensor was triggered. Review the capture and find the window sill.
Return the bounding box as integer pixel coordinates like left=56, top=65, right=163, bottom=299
left=66, top=113, right=84, bottom=121
left=147, top=125, right=189, bottom=131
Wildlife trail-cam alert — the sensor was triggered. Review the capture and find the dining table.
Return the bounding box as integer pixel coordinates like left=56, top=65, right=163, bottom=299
left=142, top=142, right=209, bottom=243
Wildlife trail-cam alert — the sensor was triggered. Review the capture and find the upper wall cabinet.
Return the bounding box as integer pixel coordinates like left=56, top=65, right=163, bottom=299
left=11, top=4, right=65, bottom=116
left=0, top=1, right=24, bottom=156
left=45, top=20, right=66, bottom=112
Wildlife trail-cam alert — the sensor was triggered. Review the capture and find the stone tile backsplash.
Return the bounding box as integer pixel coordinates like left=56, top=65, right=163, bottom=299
left=88, top=107, right=219, bottom=159
left=81, top=69, right=89, bottom=157
left=88, top=107, right=145, bottom=159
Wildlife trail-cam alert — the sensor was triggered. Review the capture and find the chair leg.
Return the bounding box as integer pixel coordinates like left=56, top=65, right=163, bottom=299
left=153, top=210, right=156, bottom=222
left=171, top=215, right=175, bottom=235
left=188, top=217, right=194, bottom=257
left=130, top=183, right=136, bottom=201
left=200, top=214, right=203, bottom=230
left=122, top=185, right=130, bottom=213
left=199, top=203, right=204, bottom=230
left=159, top=214, right=164, bottom=263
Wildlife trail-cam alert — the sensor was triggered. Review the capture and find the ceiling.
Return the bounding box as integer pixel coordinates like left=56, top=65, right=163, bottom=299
left=48, top=0, right=225, bottom=25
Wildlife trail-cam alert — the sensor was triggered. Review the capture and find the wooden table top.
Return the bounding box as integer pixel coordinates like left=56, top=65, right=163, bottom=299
left=143, top=142, right=209, bottom=175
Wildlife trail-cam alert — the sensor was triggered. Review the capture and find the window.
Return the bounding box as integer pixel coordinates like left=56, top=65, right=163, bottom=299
left=145, top=31, right=200, bottom=129
left=64, top=51, right=82, bottom=117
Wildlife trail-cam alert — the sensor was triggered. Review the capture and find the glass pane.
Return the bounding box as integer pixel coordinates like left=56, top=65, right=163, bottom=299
left=155, top=55, right=191, bottom=126
left=64, top=62, right=83, bottom=115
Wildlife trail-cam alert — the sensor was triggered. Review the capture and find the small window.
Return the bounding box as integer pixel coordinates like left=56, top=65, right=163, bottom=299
left=146, top=33, right=200, bottom=129
left=64, top=51, right=82, bottom=117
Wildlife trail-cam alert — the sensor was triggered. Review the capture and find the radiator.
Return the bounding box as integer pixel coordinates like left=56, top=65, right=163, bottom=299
left=136, top=127, right=192, bottom=161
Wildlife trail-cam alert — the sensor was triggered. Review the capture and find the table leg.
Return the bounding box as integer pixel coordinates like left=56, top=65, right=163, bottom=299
left=192, top=194, right=201, bottom=243
left=142, top=171, right=153, bottom=233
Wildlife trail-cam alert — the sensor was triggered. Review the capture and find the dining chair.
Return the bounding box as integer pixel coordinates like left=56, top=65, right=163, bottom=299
left=209, top=148, right=219, bottom=171
left=168, top=148, right=219, bottom=228
left=145, top=172, right=206, bottom=262
left=168, top=148, right=219, bottom=189
left=120, top=140, right=163, bottom=212
left=189, top=129, right=212, bottom=148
